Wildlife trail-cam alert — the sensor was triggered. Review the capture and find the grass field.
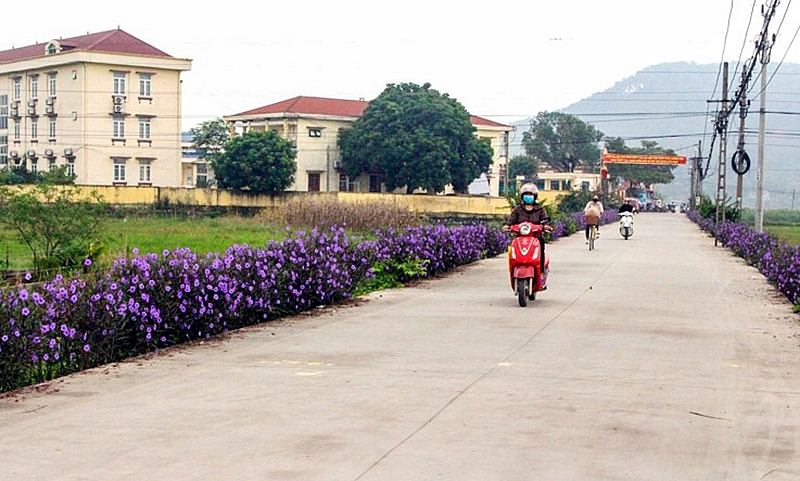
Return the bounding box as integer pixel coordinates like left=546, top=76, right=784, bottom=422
left=767, top=225, right=800, bottom=247
left=0, top=215, right=285, bottom=271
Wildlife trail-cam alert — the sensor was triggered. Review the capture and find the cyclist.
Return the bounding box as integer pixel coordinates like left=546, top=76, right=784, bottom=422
left=503, top=183, right=552, bottom=268
left=583, top=195, right=604, bottom=244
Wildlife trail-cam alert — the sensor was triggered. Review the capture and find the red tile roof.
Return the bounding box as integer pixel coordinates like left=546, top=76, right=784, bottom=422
left=0, top=29, right=173, bottom=64
left=232, top=96, right=369, bottom=118
left=233, top=96, right=513, bottom=129
left=470, top=115, right=511, bottom=128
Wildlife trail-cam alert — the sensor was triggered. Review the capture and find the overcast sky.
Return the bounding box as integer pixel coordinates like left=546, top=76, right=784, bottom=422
left=4, top=0, right=799, bottom=131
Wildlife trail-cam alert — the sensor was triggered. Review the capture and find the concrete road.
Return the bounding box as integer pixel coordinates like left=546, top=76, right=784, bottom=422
left=2, top=213, right=799, bottom=481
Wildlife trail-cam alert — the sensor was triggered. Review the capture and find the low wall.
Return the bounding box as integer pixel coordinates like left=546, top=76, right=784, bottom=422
left=67, top=186, right=564, bottom=217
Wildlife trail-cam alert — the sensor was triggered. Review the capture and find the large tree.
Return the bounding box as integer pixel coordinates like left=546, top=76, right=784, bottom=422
left=189, top=118, right=231, bottom=163
left=521, top=111, right=604, bottom=172
left=213, top=130, right=296, bottom=195
left=604, top=137, right=676, bottom=192
left=507, top=154, right=538, bottom=181
left=338, top=82, right=492, bottom=194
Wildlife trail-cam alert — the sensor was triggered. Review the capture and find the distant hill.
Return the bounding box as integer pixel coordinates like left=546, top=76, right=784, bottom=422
left=514, top=61, right=800, bottom=209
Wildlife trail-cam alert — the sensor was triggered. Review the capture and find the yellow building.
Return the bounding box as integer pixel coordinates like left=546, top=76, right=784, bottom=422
left=223, top=96, right=514, bottom=195
left=0, top=29, right=191, bottom=186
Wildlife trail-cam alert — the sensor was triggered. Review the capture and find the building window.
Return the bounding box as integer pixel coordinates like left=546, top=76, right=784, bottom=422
left=308, top=172, right=321, bottom=192
left=48, top=157, right=57, bottom=171
left=139, top=159, right=151, bottom=183
left=338, top=173, right=348, bottom=192
left=138, top=118, right=151, bottom=140
left=13, top=120, right=21, bottom=141
left=0, top=94, right=7, bottom=130
left=30, top=158, right=38, bottom=173
left=47, top=43, right=57, bottom=55
left=550, top=180, right=559, bottom=191
left=308, top=128, right=322, bottom=138
left=30, top=75, right=39, bottom=99
left=113, top=158, right=126, bottom=182
left=48, top=73, right=57, bottom=98
left=113, top=72, right=127, bottom=96
left=196, top=163, right=208, bottom=187
left=66, top=158, right=75, bottom=176
left=31, top=119, right=38, bottom=141
left=0, top=135, right=7, bottom=165
left=139, top=73, right=152, bottom=97
left=49, top=119, right=57, bottom=139
left=369, top=174, right=381, bottom=193
left=113, top=118, right=125, bottom=139
left=12, top=78, right=21, bottom=101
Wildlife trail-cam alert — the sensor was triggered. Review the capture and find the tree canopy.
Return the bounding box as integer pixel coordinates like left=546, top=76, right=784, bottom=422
left=338, top=82, right=492, bottom=194
left=521, top=111, right=604, bottom=172
left=507, top=154, right=538, bottom=182
left=189, top=118, right=231, bottom=163
left=212, top=130, right=296, bottom=195
left=604, top=138, right=677, bottom=192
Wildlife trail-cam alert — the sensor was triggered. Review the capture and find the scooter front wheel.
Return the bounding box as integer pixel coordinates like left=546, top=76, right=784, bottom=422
left=516, top=279, right=527, bottom=307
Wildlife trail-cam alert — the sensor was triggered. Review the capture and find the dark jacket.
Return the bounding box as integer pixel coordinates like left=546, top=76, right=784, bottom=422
left=505, top=204, right=550, bottom=226
left=619, top=203, right=634, bottom=214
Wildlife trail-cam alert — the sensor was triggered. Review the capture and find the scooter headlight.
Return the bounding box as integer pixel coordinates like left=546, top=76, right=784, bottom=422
left=519, top=224, right=532, bottom=236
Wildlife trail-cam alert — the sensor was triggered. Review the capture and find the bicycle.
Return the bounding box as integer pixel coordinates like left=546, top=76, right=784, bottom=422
left=588, top=224, right=598, bottom=251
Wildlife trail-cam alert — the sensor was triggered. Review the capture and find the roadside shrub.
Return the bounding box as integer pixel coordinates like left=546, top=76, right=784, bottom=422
left=0, top=222, right=504, bottom=393
left=689, top=211, right=800, bottom=309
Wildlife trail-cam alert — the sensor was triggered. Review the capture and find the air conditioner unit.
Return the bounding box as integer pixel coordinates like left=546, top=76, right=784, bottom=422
left=44, top=148, right=54, bottom=157
left=113, top=104, right=124, bottom=114
left=9, top=150, right=19, bottom=159
left=26, top=149, right=37, bottom=159
left=27, top=99, right=36, bottom=108
left=45, top=97, right=54, bottom=106
left=11, top=100, right=20, bottom=108
left=113, top=95, right=124, bottom=105
left=27, top=107, right=36, bottom=116
left=45, top=105, right=55, bottom=115
left=9, top=107, right=19, bottom=117
left=333, top=160, right=341, bottom=168
left=63, top=148, right=74, bottom=157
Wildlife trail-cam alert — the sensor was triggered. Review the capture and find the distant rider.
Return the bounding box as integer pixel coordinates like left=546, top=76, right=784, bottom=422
left=583, top=194, right=604, bottom=243
left=503, top=183, right=552, bottom=269
left=619, top=199, right=635, bottom=214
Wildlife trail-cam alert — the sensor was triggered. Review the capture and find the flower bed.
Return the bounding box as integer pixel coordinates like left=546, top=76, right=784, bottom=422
left=688, top=210, right=800, bottom=309
left=0, top=223, right=508, bottom=393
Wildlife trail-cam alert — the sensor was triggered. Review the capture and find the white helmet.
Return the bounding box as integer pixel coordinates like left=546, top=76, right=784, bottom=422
left=520, top=183, right=538, bottom=204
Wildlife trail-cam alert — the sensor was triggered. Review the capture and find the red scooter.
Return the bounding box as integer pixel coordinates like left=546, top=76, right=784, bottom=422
left=507, top=222, right=550, bottom=307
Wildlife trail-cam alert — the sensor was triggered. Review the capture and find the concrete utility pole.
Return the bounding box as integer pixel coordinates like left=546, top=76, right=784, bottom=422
left=715, top=62, right=730, bottom=239
left=755, top=0, right=779, bottom=230
left=690, top=140, right=702, bottom=209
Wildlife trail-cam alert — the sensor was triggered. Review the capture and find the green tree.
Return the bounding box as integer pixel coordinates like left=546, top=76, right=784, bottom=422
left=338, top=82, right=492, bottom=194
left=189, top=118, right=231, bottom=163
left=521, top=111, right=604, bottom=172
left=507, top=154, right=538, bottom=181
left=213, top=130, right=296, bottom=195
left=604, top=137, right=676, bottom=193
left=0, top=185, right=106, bottom=272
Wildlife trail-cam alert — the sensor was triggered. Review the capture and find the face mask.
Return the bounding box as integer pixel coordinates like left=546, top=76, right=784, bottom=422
left=522, top=194, right=535, bottom=204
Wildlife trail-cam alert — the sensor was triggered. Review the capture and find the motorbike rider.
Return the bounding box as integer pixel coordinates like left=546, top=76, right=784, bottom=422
left=619, top=199, right=635, bottom=214
left=583, top=194, right=604, bottom=243
left=503, top=183, right=552, bottom=270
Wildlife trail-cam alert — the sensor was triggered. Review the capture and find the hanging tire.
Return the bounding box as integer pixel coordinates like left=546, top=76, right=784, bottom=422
left=517, top=279, right=527, bottom=307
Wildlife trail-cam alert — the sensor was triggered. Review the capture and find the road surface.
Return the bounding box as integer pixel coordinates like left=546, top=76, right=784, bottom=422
left=1, top=213, right=799, bottom=480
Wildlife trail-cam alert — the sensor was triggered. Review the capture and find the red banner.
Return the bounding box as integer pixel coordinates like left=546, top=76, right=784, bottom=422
left=602, top=153, right=687, bottom=165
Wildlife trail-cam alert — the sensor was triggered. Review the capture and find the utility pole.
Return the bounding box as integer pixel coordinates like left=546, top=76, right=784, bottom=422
left=690, top=140, right=702, bottom=209
left=735, top=65, right=748, bottom=211
left=755, top=13, right=776, bottom=231
left=715, top=62, right=730, bottom=241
